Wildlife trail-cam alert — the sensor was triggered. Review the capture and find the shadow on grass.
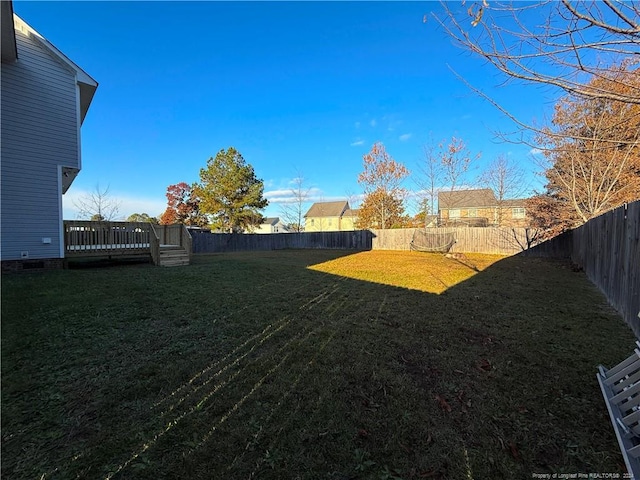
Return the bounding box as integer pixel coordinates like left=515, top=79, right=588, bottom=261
left=1, top=250, right=635, bottom=480
left=66, top=256, right=154, bottom=269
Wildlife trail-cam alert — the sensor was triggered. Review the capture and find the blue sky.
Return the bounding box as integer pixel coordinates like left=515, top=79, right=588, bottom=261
left=14, top=1, right=556, bottom=220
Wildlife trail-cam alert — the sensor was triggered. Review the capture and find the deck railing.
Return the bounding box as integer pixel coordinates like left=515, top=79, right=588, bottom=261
left=64, top=221, right=152, bottom=257
left=64, top=221, right=193, bottom=265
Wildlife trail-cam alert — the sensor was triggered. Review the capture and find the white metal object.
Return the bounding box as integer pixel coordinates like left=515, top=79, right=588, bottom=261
left=597, top=342, right=640, bottom=479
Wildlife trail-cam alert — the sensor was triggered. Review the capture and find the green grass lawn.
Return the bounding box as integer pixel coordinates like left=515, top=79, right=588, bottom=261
left=1, top=250, right=635, bottom=480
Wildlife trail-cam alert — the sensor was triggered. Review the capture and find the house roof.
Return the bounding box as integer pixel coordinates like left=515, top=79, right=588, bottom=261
left=12, top=12, right=98, bottom=124
left=438, top=189, right=498, bottom=209
left=343, top=208, right=358, bottom=217
left=501, top=198, right=527, bottom=208
left=262, top=217, right=281, bottom=225
left=304, top=201, right=350, bottom=218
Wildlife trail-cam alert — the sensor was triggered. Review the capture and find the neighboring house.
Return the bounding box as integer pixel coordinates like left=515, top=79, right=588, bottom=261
left=424, top=215, right=438, bottom=228
left=1, top=2, right=98, bottom=270
left=408, top=214, right=438, bottom=228
left=254, top=217, right=290, bottom=234
left=498, top=198, right=529, bottom=227
left=304, top=201, right=358, bottom=232
left=438, top=189, right=530, bottom=227
left=342, top=208, right=358, bottom=231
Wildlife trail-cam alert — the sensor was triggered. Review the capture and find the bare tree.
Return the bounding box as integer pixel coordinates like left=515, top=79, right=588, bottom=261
left=414, top=137, right=480, bottom=225
left=433, top=2, right=640, bottom=237
left=440, top=136, right=479, bottom=193
left=74, top=184, right=121, bottom=221
left=344, top=189, right=362, bottom=211
left=436, top=1, right=640, bottom=105
left=416, top=141, right=444, bottom=217
left=433, top=1, right=640, bottom=147
left=478, top=155, right=527, bottom=225
left=279, top=170, right=311, bottom=232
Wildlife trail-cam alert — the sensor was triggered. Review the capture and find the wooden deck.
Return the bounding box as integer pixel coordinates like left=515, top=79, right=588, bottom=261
left=64, top=221, right=192, bottom=266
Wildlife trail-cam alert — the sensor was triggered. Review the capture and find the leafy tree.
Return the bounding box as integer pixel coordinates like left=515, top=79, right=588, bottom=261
left=529, top=64, right=640, bottom=234
left=74, top=184, right=120, bottom=221
left=357, top=142, right=409, bottom=229
left=355, top=188, right=408, bottom=229
left=159, top=182, right=207, bottom=226
left=195, top=148, right=268, bottom=233
left=127, top=213, right=159, bottom=224
left=525, top=194, right=574, bottom=240
left=409, top=208, right=438, bottom=228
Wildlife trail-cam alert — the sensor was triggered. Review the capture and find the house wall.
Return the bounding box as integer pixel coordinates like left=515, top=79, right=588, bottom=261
left=440, top=206, right=529, bottom=227
left=254, top=222, right=288, bottom=234
left=339, top=216, right=357, bottom=231
left=271, top=223, right=287, bottom=233
left=440, top=207, right=496, bottom=221
left=254, top=224, right=274, bottom=234
left=305, top=215, right=357, bottom=232
left=305, top=216, right=341, bottom=232
left=1, top=22, right=79, bottom=261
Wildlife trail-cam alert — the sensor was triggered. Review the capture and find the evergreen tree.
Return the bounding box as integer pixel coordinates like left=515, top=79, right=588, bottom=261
left=195, top=148, right=268, bottom=232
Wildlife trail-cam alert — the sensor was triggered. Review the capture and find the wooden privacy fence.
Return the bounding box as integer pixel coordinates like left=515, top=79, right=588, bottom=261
left=370, top=227, right=539, bottom=254
left=189, top=227, right=537, bottom=255
left=189, top=230, right=374, bottom=253
left=523, top=201, right=640, bottom=338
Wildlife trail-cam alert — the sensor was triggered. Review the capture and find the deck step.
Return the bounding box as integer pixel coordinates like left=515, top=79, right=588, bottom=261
left=158, top=246, right=190, bottom=267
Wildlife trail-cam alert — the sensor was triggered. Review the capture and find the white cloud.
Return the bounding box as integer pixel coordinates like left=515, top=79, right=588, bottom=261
left=288, top=177, right=304, bottom=185
left=530, top=148, right=543, bottom=155
left=350, top=139, right=365, bottom=147
left=265, top=187, right=324, bottom=205
left=354, top=121, right=361, bottom=129
left=370, top=119, right=377, bottom=127
left=264, top=188, right=295, bottom=198
left=399, top=133, right=412, bottom=142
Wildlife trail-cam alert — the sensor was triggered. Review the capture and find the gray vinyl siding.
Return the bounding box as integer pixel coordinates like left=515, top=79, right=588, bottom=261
left=1, top=26, right=79, bottom=261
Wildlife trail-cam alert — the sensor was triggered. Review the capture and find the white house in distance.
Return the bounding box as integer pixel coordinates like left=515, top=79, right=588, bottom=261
left=1, top=2, right=98, bottom=271
left=254, top=217, right=290, bottom=234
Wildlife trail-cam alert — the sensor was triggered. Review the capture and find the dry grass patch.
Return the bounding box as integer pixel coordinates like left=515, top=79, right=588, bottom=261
left=308, top=250, right=504, bottom=293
